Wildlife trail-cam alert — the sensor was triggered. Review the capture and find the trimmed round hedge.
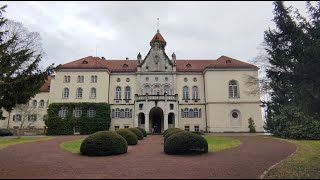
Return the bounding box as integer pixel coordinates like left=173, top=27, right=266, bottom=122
left=80, top=131, right=128, bottom=156
left=135, top=127, right=147, bottom=137
left=164, top=132, right=208, bottom=155
left=128, top=128, right=144, bottom=140
left=115, top=129, right=138, bottom=145
left=164, top=129, right=184, bottom=142
left=164, top=128, right=180, bottom=136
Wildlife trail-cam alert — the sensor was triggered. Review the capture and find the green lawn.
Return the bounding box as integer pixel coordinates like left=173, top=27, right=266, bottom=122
left=203, top=135, right=241, bottom=152
left=60, top=138, right=84, bottom=154
left=262, top=137, right=320, bottom=179
left=0, top=137, right=53, bottom=150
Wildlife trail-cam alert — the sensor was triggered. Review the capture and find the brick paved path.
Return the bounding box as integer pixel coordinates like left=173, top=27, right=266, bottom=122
left=0, top=135, right=296, bottom=179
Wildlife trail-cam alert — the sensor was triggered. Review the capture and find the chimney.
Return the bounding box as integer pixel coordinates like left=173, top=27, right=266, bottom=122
left=126, top=57, right=129, bottom=60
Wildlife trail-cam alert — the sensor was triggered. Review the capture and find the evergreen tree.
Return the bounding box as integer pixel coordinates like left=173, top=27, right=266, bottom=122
left=264, top=1, right=320, bottom=139
left=0, top=5, right=55, bottom=128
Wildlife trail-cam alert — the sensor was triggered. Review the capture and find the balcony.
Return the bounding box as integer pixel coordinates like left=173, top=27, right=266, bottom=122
left=135, top=94, right=178, bottom=102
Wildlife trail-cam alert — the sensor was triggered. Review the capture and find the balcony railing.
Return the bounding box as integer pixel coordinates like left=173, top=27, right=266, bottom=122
left=135, top=94, right=178, bottom=102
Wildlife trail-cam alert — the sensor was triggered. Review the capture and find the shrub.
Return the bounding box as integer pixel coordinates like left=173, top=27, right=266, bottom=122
left=163, top=128, right=180, bottom=137
left=191, top=131, right=204, bottom=135
left=128, top=128, right=144, bottom=140
left=45, top=103, right=111, bottom=135
left=115, top=129, right=138, bottom=145
left=80, top=131, right=127, bottom=156
left=164, top=132, right=208, bottom=155
left=135, top=127, right=147, bottom=137
left=248, top=118, right=256, bottom=133
left=164, top=129, right=184, bottom=142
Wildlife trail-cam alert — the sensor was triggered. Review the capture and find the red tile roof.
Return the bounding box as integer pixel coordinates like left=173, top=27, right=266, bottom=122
left=206, top=56, right=258, bottom=69
left=39, top=76, right=52, bottom=92
left=58, top=56, right=257, bottom=72
left=150, top=32, right=166, bottom=44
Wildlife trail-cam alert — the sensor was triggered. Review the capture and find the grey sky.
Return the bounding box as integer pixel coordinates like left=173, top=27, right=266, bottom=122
left=1, top=1, right=308, bottom=68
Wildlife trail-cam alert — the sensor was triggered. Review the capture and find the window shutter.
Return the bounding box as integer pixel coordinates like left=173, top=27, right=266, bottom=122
left=199, top=109, right=202, bottom=118
left=181, top=109, right=184, bottom=118
left=130, top=109, right=132, bottom=118
left=112, top=109, right=115, bottom=118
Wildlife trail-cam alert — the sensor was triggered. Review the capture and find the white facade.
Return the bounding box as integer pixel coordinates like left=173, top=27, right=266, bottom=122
left=0, top=31, right=264, bottom=134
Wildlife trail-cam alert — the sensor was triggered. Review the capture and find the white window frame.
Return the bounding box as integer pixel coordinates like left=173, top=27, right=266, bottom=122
left=76, top=87, right=83, bottom=99
left=32, top=100, right=37, bottom=108
left=63, top=88, right=69, bottom=99
left=39, top=100, right=45, bottom=108
left=183, top=86, right=189, bottom=100
left=229, top=80, right=239, bottom=98
left=90, top=88, right=96, bottom=99
left=192, top=86, right=199, bottom=100
left=125, top=86, right=131, bottom=100
left=184, top=108, right=189, bottom=118
left=115, top=87, right=121, bottom=99
left=194, top=125, right=200, bottom=132
left=194, top=108, right=199, bottom=118
left=88, top=107, right=96, bottom=118
left=115, top=108, right=120, bottom=118
left=125, top=108, right=130, bottom=118
left=74, top=107, right=82, bottom=118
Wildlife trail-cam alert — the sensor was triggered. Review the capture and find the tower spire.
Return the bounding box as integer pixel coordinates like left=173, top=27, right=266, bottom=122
left=157, top=18, right=159, bottom=33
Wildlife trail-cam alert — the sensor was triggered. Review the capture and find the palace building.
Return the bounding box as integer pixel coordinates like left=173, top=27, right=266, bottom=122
left=0, top=30, right=264, bottom=134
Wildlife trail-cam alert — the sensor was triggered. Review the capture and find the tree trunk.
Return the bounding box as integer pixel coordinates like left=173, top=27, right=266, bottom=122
left=7, top=111, right=11, bottom=130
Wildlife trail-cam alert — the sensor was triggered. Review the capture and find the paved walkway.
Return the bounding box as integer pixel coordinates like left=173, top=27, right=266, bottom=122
left=0, top=135, right=296, bottom=179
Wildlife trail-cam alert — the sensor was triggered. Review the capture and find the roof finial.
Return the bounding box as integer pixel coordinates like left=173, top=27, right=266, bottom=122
left=157, top=18, right=159, bottom=33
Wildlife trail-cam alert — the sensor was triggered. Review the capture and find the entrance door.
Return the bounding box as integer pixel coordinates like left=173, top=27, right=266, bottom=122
left=149, top=107, right=164, bottom=133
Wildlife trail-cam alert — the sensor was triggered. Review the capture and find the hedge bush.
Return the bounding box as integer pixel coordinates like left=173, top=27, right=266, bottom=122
left=163, top=128, right=180, bottom=136
left=115, top=129, right=138, bottom=145
left=128, top=128, right=144, bottom=140
left=135, top=127, right=147, bottom=137
left=45, top=103, right=111, bottom=135
left=164, top=129, right=184, bottom=142
left=80, top=131, right=128, bottom=156
left=164, top=132, right=208, bottom=155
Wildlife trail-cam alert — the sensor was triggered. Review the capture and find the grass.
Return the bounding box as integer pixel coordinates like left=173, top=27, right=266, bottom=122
left=261, top=136, right=320, bottom=179
left=60, top=138, right=84, bottom=154
left=0, top=137, right=53, bottom=150
left=203, top=135, right=242, bottom=152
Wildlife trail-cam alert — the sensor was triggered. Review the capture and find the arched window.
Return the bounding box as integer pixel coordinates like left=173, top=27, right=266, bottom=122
left=230, top=110, right=241, bottom=127
left=183, top=86, right=189, bottom=100
left=39, top=100, right=45, bottom=108
left=125, top=108, right=130, bottom=118
left=76, top=88, right=83, bottom=98
left=192, top=86, right=199, bottom=100
left=88, top=107, right=96, bottom=118
left=229, top=80, right=239, bottom=98
left=144, top=85, right=151, bottom=95
left=90, top=88, right=96, bottom=98
left=153, top=85, right=161, bottom=95
left=184, top=108, right=189, bottom=118
left=120, top=109, right=125, bottom=118
left=115, top=108, right=120, bottom=118
left=63, top=88, right=69, bottom=98
left=32, top=100, right=37, bottom=108
left=194, top=108, right=199, bottom=118
left=125, top=86, right=131, bottom=99
left=74, top=107, right=82, bottom=118
left=115, top=87, right=121, bottom=99
left=163, top=85, right=170, bottom=95
left=189, top=109, right=194, bottom=118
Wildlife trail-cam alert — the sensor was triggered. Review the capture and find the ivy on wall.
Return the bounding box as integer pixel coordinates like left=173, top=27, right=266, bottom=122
left=45, top=103, right=111, bottom=135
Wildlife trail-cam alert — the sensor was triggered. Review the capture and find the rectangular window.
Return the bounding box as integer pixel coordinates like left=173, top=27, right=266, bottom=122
left=91, top=75, right=97, bottom=83
left=139, top=104, right=143, bottom=110
left=77, top=76, right=84, bottom=83
left=124, top=125, right=129, bottom=129
left=64, top=76, right=70, bottom=83
left=74, top=126, right=80, bottom=134
left=170, top=104, right=174, bottom=110
left=28, top=114, right=37, bottom=121
left=114, top=126, right=120, bottom=130
left=184, top=126, right=190, bottom=131
left=194, top=126, right=200, bottom=132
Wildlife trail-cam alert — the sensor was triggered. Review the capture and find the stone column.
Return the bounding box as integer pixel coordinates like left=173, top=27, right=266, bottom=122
left=145, top=113, right=149, bottom=133
left=164, top=113, right=168, bottom=131
left=134, top=114, right=139, bottom=128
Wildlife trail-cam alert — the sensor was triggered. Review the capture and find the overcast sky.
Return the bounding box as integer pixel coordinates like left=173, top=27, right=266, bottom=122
left=1, top=1, right=309, bottom=68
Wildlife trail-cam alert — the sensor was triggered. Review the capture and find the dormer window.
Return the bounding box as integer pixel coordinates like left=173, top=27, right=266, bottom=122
left=123, top=64, right=128, bottom=68
left=186, top=63, right=192, bottom=67
left=226, top=59, right=232, bottom=64
left=82, top=60, right=88, bottom=64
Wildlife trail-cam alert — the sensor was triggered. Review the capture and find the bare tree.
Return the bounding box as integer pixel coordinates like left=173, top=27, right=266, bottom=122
left=13, top=103, right=42, bottom=138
